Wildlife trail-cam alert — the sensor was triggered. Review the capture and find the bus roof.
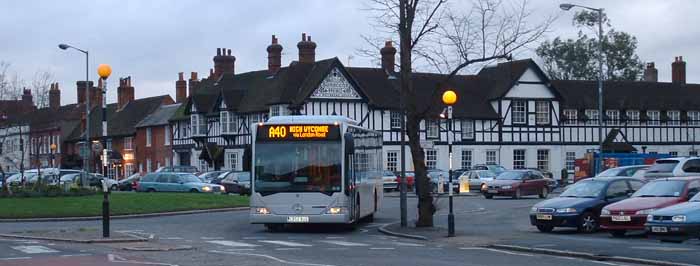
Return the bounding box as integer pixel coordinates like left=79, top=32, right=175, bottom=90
left=264, top=115, right=358, bottom=125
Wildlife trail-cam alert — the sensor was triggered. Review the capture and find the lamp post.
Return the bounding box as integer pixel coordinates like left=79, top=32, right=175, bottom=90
left=97, top=63, right=112, bottom=238
left=387, top=73, right=407, bottom=227
left=442, top=90, right=457, bottom=237
left=58, top=43, right=91, bottom=186
left=560, top=3, right=605, bottom=173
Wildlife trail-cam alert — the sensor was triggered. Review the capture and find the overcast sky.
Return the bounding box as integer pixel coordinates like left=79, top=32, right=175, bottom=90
left=1, top=0, right=698, bottom=106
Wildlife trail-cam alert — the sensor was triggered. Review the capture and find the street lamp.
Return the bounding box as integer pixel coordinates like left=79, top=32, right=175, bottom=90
left=560, top=3, right=605, bottom=173
left=58, top=43, right=91, bottom=186
left=97, top=63, right=112, bottom=238
left=387, top=73, right=407, bottom=228
left=441, top=89, right=457, bottom=237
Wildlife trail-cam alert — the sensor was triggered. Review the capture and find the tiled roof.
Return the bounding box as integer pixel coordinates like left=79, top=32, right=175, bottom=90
left=136, top=103, right=181, bottom=128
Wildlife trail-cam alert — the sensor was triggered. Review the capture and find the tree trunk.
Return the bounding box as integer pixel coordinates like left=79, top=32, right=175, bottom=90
left=407, top=113, right=434, bottom=227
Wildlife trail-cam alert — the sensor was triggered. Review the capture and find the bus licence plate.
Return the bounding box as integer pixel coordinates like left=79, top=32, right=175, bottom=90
left=611, top=215, right=631, bottom=222
left=287, top=216, right=309, bottom=223
left=651, top=226, right=668, bottom=233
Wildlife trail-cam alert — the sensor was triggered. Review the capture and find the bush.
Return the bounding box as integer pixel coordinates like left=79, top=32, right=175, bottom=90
left=0, top=184, right=97, bottom=198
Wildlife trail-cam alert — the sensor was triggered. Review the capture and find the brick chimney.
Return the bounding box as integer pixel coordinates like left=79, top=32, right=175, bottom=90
left=49, top=82, right=60, bottom=109
left=176, top=72, right=187, bottom=103
left=297, top=33, right=317, bottom=64
left=76, top=81, right=94, bottom=106
left=267, top=35, right=283, bottom=73
left=380, top=40, right=397, bottom=72
left=213, top=48, right=235, bottom=79
left=93, top=79, right=103, bottom=109
left=672, top=56, right=686, bottom=84
left=643, top=62, right=658, bottom=82
left=117, top=76, right=135, bottom=110
left=188, top=72, right=199, bottom=96
left=21, top=88, right=32, bottom=106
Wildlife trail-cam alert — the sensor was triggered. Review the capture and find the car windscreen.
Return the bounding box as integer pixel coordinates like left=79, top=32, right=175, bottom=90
left=646, top=160, right=679, bottom=174
left=691, top=193, right=700, bottom=202
left=597, top=168, right=623, bottom=177
left=496, top=171, right=524, bottom=180
left=633, top=180, right=687, bottom=197
left=479, top=171, right=496, bottom=178
left=255, top=141, right=341, bottom=194
left=237, top=173, right=250, bottom=182
left=560, top=180, right=607, bottom=198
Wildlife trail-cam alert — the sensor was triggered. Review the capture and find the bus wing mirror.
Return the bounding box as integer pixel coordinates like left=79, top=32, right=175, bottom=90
left=344, top=133, right=355, bottom=155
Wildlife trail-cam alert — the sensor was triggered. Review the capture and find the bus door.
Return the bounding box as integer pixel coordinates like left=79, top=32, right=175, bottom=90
left=344, top=132, right=358, bottom=223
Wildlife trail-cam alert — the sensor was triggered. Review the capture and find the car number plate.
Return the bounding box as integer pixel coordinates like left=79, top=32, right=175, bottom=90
left=611, top=215, right=631, bottom=222
left=287, top=216, right=309, bottom=223
left=536, top=214, right=552, bottom=220
left=487, top=190, right=498, bottom=194
left=651, top=226, right=668, bottom=233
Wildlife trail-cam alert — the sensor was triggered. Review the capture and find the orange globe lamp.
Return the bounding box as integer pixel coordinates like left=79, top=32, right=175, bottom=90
left=97, top=64, right=112, bottom=79
left=442, top=90, right=457, bottom=106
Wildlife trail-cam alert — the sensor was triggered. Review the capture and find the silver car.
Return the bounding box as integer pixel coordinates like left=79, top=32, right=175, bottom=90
left=459, top=170, right=497, bottom=191
left=381, top=171, right=398, bottom=191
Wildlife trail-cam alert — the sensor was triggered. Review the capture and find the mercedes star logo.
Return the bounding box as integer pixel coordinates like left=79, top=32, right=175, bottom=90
left=292, top=203, right=303, bottom=214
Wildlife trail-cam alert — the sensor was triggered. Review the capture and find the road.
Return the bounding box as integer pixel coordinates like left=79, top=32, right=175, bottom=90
left=1, top=193, right=697, bottom=266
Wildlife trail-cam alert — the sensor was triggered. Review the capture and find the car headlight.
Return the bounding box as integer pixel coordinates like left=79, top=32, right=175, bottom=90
left=502, top=185, right=512, bottom=189
left=530, top=207, right=538, bottom=213
left=202, top=186, right=211, bottom=192
left=481, top=184, right=488, bottom=190
left=635, top=209, right=657, bottom=215
left=220, top=186, right=226, bottom=193
left=326, top=207, right=345, bottom=215
left=647, top=215, right=654, bottom=221
left=255, top=207, right=271, bottom=215
left=556, top=208, right=577, bottom=213
left=601, top=209, right=611, bottom=215
left=672, top=215, right=686, bottom=222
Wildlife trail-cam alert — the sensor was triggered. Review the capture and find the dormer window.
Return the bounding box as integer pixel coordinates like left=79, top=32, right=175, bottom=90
left=269, top=105, right=288, bottom=118
left=191, top=114, right=206, bottom=136
left=220, top=111, right=237, bottom=134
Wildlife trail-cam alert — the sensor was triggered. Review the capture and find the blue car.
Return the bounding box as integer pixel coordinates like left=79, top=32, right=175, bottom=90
left=138, top=172, right=224, bottom=193
left=530, top=177, right=645, bottom=233
left=645, top=193, right=700, bottom=243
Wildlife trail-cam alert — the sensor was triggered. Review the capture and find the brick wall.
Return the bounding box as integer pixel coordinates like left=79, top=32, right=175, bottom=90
left=135, top=125, right=173, bottom=174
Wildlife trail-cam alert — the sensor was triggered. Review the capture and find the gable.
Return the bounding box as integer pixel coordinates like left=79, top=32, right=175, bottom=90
left=309, top=67, right=362, bottom=100
left=504, top=68, right=556, bottom=99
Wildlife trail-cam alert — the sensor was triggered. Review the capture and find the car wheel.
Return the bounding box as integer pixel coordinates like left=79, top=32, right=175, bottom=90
left=610, top=230, right=626, bottom=238
left=536, top=225, right=554, bottom=233
left=484, top=193, right=493, bottom=199
left=110, top=185, right=118, bottom=191
left=539, top=187, right=549, bottom=199
left=513, top=189, right=522, bottom=199
left=190, top=188, right=199, bottom=193
left=147, top=188, right=156, bottom=193
left=577, top=212, right=598, bottom=233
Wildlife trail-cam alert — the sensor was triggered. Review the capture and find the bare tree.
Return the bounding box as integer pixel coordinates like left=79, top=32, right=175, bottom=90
left=362, top=0, right=553, bottom=227
left=30, top=70, right=54, bottom=108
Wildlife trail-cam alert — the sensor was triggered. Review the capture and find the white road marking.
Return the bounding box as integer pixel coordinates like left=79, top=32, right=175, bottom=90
left=370, top=247, right=395, bottom=250
left=319, top=240, right=369, bottom=246
left=459, top=247, right=534, bottom=257
left=208, top=240, right=259, bottom=248
left=11, top=245, right=59, bottom=254
left=275, top=248, right=301, bottom=251
left=61, top=254, right=92, bottom=257
left=630, top=246, right=696, bottom=252
left=0, top=257, right=31, bottom=261
left=210, top=250, right=337, bottom=266
left=259, top=240, right=312, bottom=247
left=392, top=242, right=425, bottom=247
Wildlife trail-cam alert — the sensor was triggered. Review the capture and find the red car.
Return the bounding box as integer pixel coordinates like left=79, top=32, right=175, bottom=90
left=600, top=177, right=700, bottom=237
left=482, top=170, right=550, bottom=199
left=395, top=171, right=415, bottom=190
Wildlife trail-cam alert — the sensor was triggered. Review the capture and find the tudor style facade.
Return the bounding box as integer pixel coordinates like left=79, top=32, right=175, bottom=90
left=170, top=34, right=700, bottom=181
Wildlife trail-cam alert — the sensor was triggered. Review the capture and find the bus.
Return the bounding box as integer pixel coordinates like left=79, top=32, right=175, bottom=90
left=250, top=115, right=383, bottom=230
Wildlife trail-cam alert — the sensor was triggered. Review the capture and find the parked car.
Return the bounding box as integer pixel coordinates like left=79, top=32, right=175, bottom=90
left=530, top=177, right=645, bottom=233
left=198, top=171, right=227, bottom=183
left=85, top=174, right=119, bottom=191
left=482, top=170, right=549, bottom=199
left=59, top=173, right=81, bottom=185
left=118, top=173, right=142, bottom=191
left=472, top=164, right=506, bottom=175
left=452, top=168, right=470, bottom=179
left=645, top=157, right=700, bottom=179
left=427, top=169, right=449, bottom=192
left=155, top=165, right=199, bottom=174
left=6, top=171, right=38, bottom=185
left=645, top=193, right=700, bottom=243
left=459, top=170, right=497, bottom=191
left=396, top=171, right=415, bottom=191
left=137, top=172, right=224, bottom=193
left=600, top=177, right=700, bottom=237
left=220, top=171, right=250, bottom=195
left=575, top=165, right=650, bottom=183
left=381, top=170, right=398, bottom=191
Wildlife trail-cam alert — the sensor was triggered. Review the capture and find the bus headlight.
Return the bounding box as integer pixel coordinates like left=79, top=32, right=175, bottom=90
left=255, top=207, right=271, bottom=215
left=326, top=207, right=345, bottom=215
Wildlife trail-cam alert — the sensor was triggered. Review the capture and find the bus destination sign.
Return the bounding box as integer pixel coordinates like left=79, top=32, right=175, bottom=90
left=257, top=124, right=340, bottom=141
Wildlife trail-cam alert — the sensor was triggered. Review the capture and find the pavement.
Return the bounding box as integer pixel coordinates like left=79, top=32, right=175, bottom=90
left=0, top=191, right=696, bottom=265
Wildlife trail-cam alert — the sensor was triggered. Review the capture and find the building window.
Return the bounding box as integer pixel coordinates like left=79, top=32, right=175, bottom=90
left=191, top=114, right=206, bottom=135
left=251, top=113, right=263, bottom=124
left=146, top=128, right=152, bottom=147
left=164, top=126, right=171, bottom=146
left=486, top=150, right=497, bottom=165
left=512, top=100, right=526, bottom=124
left=566, top=152, right=576, bottom=172
left=535, top=101, right=550, bottom=125
left=461, top=150, right=472, bottom=169
left=228, top=114, right=237, bottom=133
left=537, top=149, right=550, bottom=172
left=647, top=110, right=660, bottom=126
left=688, top=111, right=700, bottom=126
left=270, top=105, right=285, bottom=117
left=513, top=149, right=526, bottom=169
left=199, top=160, right=209, bottom=172
left=387, top=151, right=398, bottom=172
left=626, top=110, right=640, bottom=126
left=124, top=137, right=133, bottom=150
left=426, top=120, right=439, bottom=139
left=125, top=163, right=134, bottom=176
left=146, top=159, right=152, bottom=172
left=220, top=111, right=229, bottom=133
left=227, top=152, right=238, bottom=171
left=585, top=109, right=599, bottom=125
left=106, top=139, right=112, bottom=150
left=425, top=149, right=437, bottom=170
left=390, top=111, right=401, bottom=129
left=461, top=120, right=474, bottom=140
left=606, top=110, right=619, bottom=125
left=667, top=110, right=680, bottom=126
left=563, top=109, right=577, bottom=125
left=669, top=151, right=678, bottom=157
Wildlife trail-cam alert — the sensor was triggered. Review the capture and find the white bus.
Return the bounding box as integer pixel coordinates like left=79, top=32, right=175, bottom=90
left=250, top=115, right=383, bottom=231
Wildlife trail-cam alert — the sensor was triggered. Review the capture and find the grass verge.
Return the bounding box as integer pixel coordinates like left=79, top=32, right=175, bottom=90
left=0, top=192, right=248, bottom=219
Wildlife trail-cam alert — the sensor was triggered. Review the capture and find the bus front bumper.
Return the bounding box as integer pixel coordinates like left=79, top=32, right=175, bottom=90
left=250, top=212, right=351, bottom=224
